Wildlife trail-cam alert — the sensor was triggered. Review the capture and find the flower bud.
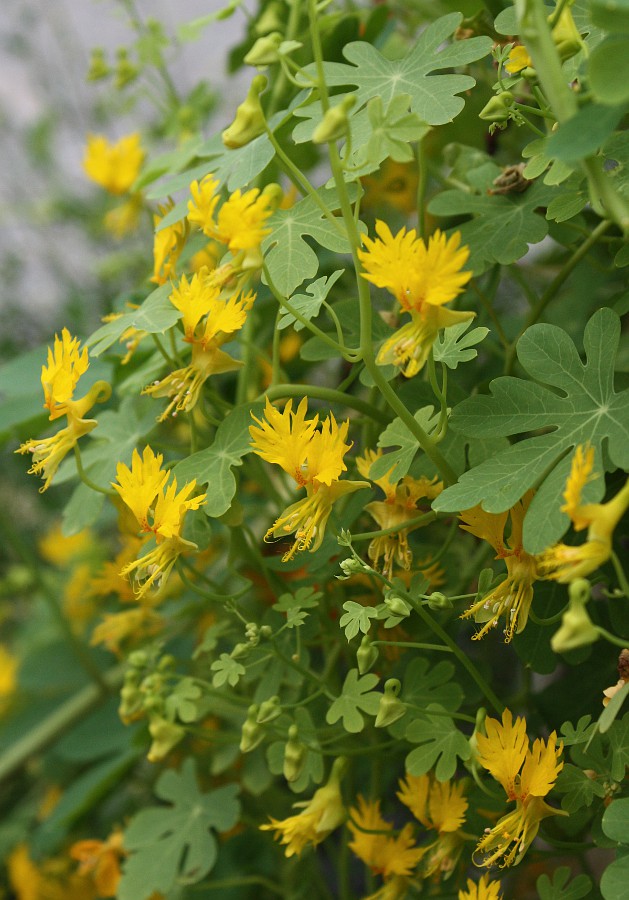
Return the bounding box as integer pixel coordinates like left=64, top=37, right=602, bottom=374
left=283, top=724, right=307, bottom=782
left=128, top=650, right=149, bottom=669
left=551, top=6, right=584, bottom=61
left=147, top=716, right=185, bottom=762
left=257, top=695, right=282, bottom=724
left=375, top=679, right=406, bottom=728
left=240, top=704, right=265, bottom=753
left=231, top=642, right=250, bottom=659
left=551, top=578, right=599, bottom=653
left=244, top=32, right=283, bottom=67
left=119, top=683, right=143, bottom=722
left=255, top=2, right=284, bottom=35
left=114, top=48, right=139, bottom=90
left=427, top=591, right=452, bottom=611
left=357, top=635, right=379, bottom=675
left=466, top=706, right=487, bottom=769
left=87, top=48, right=109, bottom=82
left=222, top=75, right=268, bottom=149
left=260, top=625, right=273, bottom=638
left=337, top=557, right=367, bottom=579
left=479, top=91, right=514, bottom=123
left=312, top=96, right=356, bottom=144
left=383, top=591, right=411, bottom=619
left=261, top=182, right=284, bottom=211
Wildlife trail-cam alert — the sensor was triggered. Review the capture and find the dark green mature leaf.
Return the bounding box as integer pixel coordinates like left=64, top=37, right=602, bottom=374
left=371, top=407, right=439, bottom=481
left=537, top=866, right=592, bottom=900
left=590, top=36, right=629, bottom=106
left=119, top=759, right=240, bottom=900
left=405, top=711, right=471, bottom=781
left=172, top=401, right=264, bottom=517
left=546, top=104, right=624, bottom=163
left=602, top=855, right=629, bottom=900
left=401, top=657, right=463, bottom=713
left=312, top=15, right=492, bottom=126
left=429, top=180, right=552, bottom=274
left=434, top=309, right=629, bottom=553
left=326, top=668, right=381, bottom=733
left=87, top=284, right=179, bottom=357
left=555, top=763, right=606, bottom=813
left=603, top=797, right=629, bottom=844
left=262, top=185, right=357, bottom=296
left=608, top=715, right=629, bottom=781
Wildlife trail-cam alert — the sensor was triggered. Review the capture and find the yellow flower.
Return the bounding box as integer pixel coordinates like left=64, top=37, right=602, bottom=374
left=250, top=398, right=368, bottom=560
left=143, top=268, right=254, bottom=420
left=83, top=133, right=144, bottom=195
left=0, top=645, right=18, bottom=713
left=397, top=773, right=468, bottom=879
left=357, top=449, right=443, bottom=578
left=539, top=445, right=629, bottom=582
left=358, top=223, right=473, bottom=377
left=348, top=796, right=424, bottom=878
left=504, top=45, right=533, bottom=74
left=260, top=758, right=347, bottom=856
left=151, top=202, right=189, bottom=285
left=363, top=876, right=414, bottom=900
left=459, top=873, right=503, bottom=900
left=188, top=174, right=274, bottom=252
left=8, top=843, right=96, bottom=900
left=459, top=492, right=539, bottom=641
left=187, top=174, right=220, bottom=233
left=112, top=447, right=206, bottom=598
left=104, top=193, right=144, bottom=239
left=38, top=523, right=94, bottom=566
left=474, top=709, right=564, bottom=868
left=16, top=330, right=110, bottom=491
left=70, top=830, right=125, bottom=898
left=90, top=606, right=163, bottom=654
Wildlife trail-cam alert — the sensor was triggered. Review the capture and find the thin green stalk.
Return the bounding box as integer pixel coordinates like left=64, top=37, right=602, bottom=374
left=470, top=276, right=509, bottom=349
left=504, top=219, right=612, bottom=374
left=265, top=0, right=303, bottom=118
left=74, top=444, right=115, bottom=496
left=351, top=511, right=437, bottom=542
left=371, top=640, right=452, bottom=652
left=611, top=551, right=629, bottom=599
left=0, top=665, right=124, bottom=783
left=236, top=309, right=257, bottom=405
left=192, top=876, right=285, bottom=896
left=264, top=383, right=391, bottom=425
left=596, top=626, right=629, bottom=649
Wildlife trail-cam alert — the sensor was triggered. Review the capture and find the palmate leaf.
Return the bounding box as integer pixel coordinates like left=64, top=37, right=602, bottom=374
left=86, top=284, right=180, bottom=357
left=262, top=185, right=357, bottom=296
left=119, top=759, right=240, bottom=900
left=405, top=710, right=471, bottom=781
left=429, top=179, right=553, bottom=274
left=326, top=669, right=381, bottom=733
left=311, top=14, right=492, bottom=126
left=434, top=308, right=629, bottom=553
left=277, top=270, right=344, bottom=331
left=537, top=866, right=593, bottom=900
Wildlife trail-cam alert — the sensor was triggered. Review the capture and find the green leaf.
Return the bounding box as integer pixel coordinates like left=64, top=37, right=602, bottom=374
left=266, top=707, right=324, bottom=793
left=273, top=586, right=322, bottom=614
left=86, top=284, right=179, bottom=357
left=371, top=406, right=439, bottom=482
left=434, top=309, right=629, bottom=553
left=590, top=0, right=629, bottom=33
left=311, top=15, right=492, bottom=126
left=326, top=668, right=381, bottom=733
left=537, top=866, right=592, bottom=900
left=546, top=189, right=588, bottom=222
left=401, top=657, right=463, bottom=713
left=590, top=36, right=629, bottom=105
left=555, top=763, right=606, bottom=813
left=119, top=759, right=240, bottom=900
left=599, top=680, right=629, bottom=733
left=172, top=401, right=264, bottom=518
left=604, top=131, right=629, bottom=199
left=211, top=654, right=246, bottom=688
left=608, top=714, right=629, bottom=781
left=164, top=678, right=203, bottom=724
left=546, top=104, right=624, bottom=163
left=277, top=271, right=344, bottom=331
left=405, top=711, right=471, bottom=781
left=344, top=95, right=430, bottom=176
left=602, top=855, right=629, bottom=900
left=522, top=137, right=574, bottom=185
left=432, top=321, right=489, bottom=369
left=560, top=715, right=596, bottom=746
left=603, top=797, right=629, bottom=844
left=262, top=185, right=356, bottom=296
left=339, top=601, right=380, bottom=641
left=429, top=180, right=552, bottom=274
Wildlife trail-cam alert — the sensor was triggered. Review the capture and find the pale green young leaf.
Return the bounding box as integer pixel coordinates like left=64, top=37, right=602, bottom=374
left=537, top=866, right=593, bottom=900
left=339, top=601, right=379, bottom=641
left=371, top=406, right=439, bottom=482
left=119, top=760, right=240, bottom=900
left=262, top=185, right=357, bottom=295
left=164, top=679, right=203, bottom=724
left=326, top=669, right=381, bottom=733
left=211, top=654, right=245, bottom=688
left=310, top=15, right=492, bottom=126
left=277, top=270, right=344, bottom=331
left=429, top=180, right=553, bottom=274
left=86, top=284, right=179, bottom=357
left=172, top=401, right=264, bottom=518
left=344, top=95, right=430, bottom=177
left=432, top=321, right=489, bottom=369
left=434, top=309, right=629, bottom=553
left=405, top=710, right=471, bottom=781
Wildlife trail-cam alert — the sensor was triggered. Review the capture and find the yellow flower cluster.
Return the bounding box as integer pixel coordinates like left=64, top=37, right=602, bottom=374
left=250, top=398, right=368, bottom=559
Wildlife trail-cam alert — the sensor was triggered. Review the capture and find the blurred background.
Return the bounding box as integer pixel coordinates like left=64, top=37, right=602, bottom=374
left=0, top=0, right=249, bottom=353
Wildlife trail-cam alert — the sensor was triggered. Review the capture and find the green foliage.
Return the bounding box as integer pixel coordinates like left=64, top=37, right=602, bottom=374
left=339, top=601, right=380, bottom=640
left=405, top=712, right=471, bottom=781
left=119, top=760, right=240, bottom=900
left=277, top=271, right=344, bottom=331
left=432, top=321, right=489, bottom=370
left=536, top=866, right=592, bottom=900
left=435, top=308, right=629, bottom=552
left=326, top=668, right=381, bottom=733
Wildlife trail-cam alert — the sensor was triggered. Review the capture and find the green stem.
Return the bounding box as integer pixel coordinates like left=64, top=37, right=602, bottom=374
left=371, top=640, right=452, bottom=652
left=264, top=383, right=391, bottom=425
left=0, top=665, right=124, bottom=783
left=505, top=219, right=612, bottom=374
left=74, top=444, right=115, bottom=496
left=596, top=626, right=629, bottom=649
left=416, top=137, right=428, bottom=238
left=351, top=511, right=437, bottom=542
left=470, top=275, right=509, bottom=349
left=236, top=308, right=257, bottom=405
left=611, top=551, right=629, bottom=599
